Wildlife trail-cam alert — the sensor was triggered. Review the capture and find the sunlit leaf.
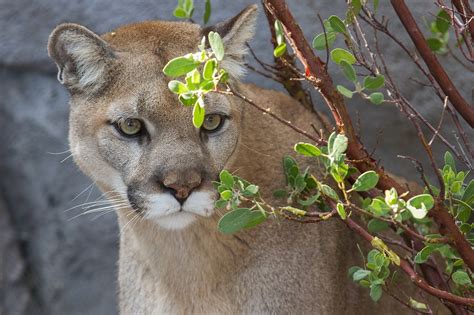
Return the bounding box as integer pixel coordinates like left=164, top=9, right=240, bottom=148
left=294, top=142, right=321, bottom=157
left=339, top=60, right=356, bottom=82
left=436, top=10, right=451, bottom=33
left=407, top=194, right=435, bottom=219
left=351, top=171, right=379, bottom=192
left=369, top=92, right=384, bottom=105
left=208, top=31, right=225, bottom=61
left=312, top=32, right=337, bottom=50
left=192, top=102, right=205, bottom=128
left=452, top=270, right=472, bottom=286
left=163, top=56, right=199, bottom=77
left=328, top=15, right=347, bottom=34
left=273, top=43, right=287, bottom=57
left=363, top=75, right=385, bottom=90
left=330, top=48, right=356, bottom=64
left=337, top=85, right=354, bottom=98
left=203, top=0, right=211, bottom=24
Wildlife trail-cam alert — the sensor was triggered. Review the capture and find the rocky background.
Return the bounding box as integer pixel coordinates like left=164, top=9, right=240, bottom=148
left=0, top=1, right=471, bottom=314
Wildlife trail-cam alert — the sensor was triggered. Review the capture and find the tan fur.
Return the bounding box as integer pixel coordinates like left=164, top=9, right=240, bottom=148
left=48, top=5, right=435, bottom=314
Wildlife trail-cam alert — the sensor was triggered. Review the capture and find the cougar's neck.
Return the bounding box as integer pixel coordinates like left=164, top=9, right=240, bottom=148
left=116, top=211, right=250, bottom=310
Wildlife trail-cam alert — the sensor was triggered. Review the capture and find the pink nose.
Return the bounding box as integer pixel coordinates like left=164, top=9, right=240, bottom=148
left=162, top=171, right=201, bottom=203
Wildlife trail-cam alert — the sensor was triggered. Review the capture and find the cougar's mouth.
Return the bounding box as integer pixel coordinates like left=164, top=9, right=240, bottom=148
left=125, top=188, right=216, bottom=230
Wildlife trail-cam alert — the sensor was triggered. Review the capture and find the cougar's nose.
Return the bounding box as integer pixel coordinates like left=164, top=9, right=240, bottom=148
left=162, top=171, right=201, bottom=205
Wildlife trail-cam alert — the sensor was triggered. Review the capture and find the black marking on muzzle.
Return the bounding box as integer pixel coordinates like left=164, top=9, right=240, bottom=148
left=127, top=186, right=143, bottom=214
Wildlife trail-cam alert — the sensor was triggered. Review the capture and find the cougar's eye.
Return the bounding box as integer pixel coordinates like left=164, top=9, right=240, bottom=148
left=202, top=114, right=223, bottom=132
left=116, top=118, right=143, bottom=137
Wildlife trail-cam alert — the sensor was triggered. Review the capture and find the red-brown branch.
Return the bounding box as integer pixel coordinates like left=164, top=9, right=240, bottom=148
left=390, top=0, right=474, bottom=127
left=263, top=0, right=474, bottom=274
left=452, top=0, right=474, bottom=42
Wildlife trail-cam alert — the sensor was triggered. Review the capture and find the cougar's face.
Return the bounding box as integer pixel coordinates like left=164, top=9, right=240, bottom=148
left=69, top=54, right=242, bottom=230
left=49, top=7, right=257, bottom=229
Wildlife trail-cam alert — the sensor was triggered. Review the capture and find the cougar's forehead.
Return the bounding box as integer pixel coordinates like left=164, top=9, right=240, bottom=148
left=103, top=20, right=202, bottom=66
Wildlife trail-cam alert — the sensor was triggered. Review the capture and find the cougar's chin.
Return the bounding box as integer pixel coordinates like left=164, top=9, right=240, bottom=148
left=144, top=191, right=215, bottom=230
left=153, top=212, right=197, bottom=230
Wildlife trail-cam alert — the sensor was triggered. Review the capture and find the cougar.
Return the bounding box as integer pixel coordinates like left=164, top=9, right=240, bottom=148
left=48, top=5, right=410, bottom=314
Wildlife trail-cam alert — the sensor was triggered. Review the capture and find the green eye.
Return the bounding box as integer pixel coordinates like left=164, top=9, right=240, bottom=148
left=117, top=118, right=142, bottom=136
left=202, top=114, right=223, bottom=132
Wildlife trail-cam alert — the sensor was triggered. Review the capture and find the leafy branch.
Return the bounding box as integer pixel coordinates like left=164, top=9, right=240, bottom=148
left=165, top=1, right=474, bottom=312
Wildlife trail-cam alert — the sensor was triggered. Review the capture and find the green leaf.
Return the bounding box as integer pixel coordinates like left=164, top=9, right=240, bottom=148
left=168, top=80, right=188, bottom=94
left=294, top=142, right=321, bottom=157
left=460, top=223, right=471, bottom=233
left=369, top=92, right=384, bottom=105
left=312, top=32, right=337, bottom=50
left=351, top=171, right=379, bottom=192
left=337, top=85, right=354, bottom=98
left=436, top=10, right=451, bottom=33
left=163, top=56, right=200, bottom=77
left=179, top=92, right=198, bottom=107
left=339, top=60, right=356, bottom=82
left=321, top=184, right=339, bottom=201
left=202, top=59, right=217, bottom=80
left=220, top=190, right=233, bottom=201
left=298, top=194, right=320, bottom=206
left=414, top=244, right=443, bottom=263
left=283, top=156, right=297, bottom=175
left=330, top=48, right=356, bottom=64
left=199, top=80, right=215, bottom=92
left=363, top=75, right=385, bottom=90
left=337, top=203, right=347, bottom=220
left=203, top=0, right=211, bottom=24
left=219, top=170, right=234, bottom=188
left=215, top=199, right=227, bottom=209
left=274, top=20, right=285, bottom=45
left=452, top=270, right=472, bottom=286
left=353, top=269, right=371, bottom=281
left=457, top=201, right=472, bottom=223
left=192, top=102, right=205, bottom=128
left=370, top=285, right=382, bottom=302
left=218, top=208, right=251, bottom=234
left=190, top=69, right=200, bottom=84
left=348, top=266, right=362, bottom=278
left=243, top=211, right=267, bottom=229
left=427, top=38, right=443, bottom=52
left=183, top=0, right=194, bottom=16
left=331, top=134, right=349, bottom=157
left=173, top=7, right=188, bottom=19
left=463, top=180, right=474, bottom=202
left=369, top=199, right=391, bottom=217
left=208, top=31, right=225, bottom=61
left=444, top=151, right=456, bottom=172
left=367, top=219, right=390, bottom=233
left=407, top=194, right=435, bottom=219
left=244, top=184, right=259, bottom=195
left=327, top=132, right=336, bottom=152
left=350, top=0, right=362, bottom=16
left=451, top=181, right=462, bottom=193
left=273, top=43, right=287, bottom=57
left=330, top=163, right=349, bottom=183
left=328, top=15, right=347, bottom=34
left=409, top=298, right=428, bottom=311
left=294, top=175, right=306, bottom=193
left=384, top=188, right=398, bottom=206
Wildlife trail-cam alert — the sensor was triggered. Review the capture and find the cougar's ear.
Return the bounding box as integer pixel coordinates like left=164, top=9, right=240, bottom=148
left=202, top=4, right=258, bottom=79
left=48, top=23, right=116, bottom=94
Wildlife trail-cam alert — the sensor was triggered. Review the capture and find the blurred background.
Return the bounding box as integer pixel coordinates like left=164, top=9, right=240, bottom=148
left=0, top=1, right=471, bottom=314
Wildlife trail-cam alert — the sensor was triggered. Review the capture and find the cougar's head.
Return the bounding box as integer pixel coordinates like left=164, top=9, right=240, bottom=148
left=48, top=6, right=258, bottom=229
